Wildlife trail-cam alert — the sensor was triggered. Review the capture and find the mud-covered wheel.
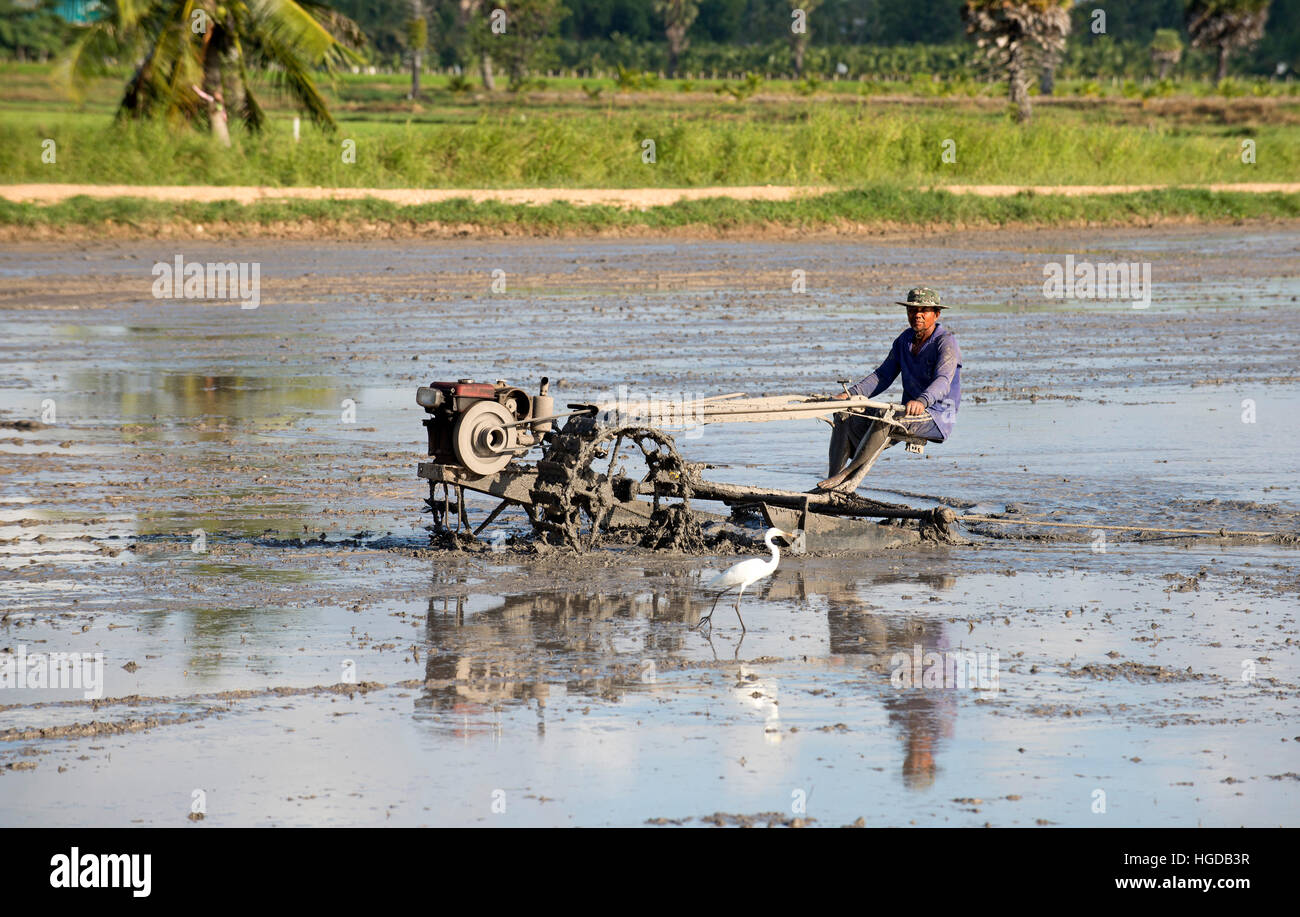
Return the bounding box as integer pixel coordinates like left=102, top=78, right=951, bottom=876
left=529, top=421, right=694, bottom=551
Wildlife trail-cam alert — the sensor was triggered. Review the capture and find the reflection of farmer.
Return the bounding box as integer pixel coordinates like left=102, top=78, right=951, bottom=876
left=823, top=593, right=956, bottom=793
left=818, top=288, right=962, bottom=493
left=890, top=694, right=947, bottom=791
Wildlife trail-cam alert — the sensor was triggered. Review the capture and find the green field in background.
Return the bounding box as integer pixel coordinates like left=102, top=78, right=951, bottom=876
left=2, top=63, right=1296, bottom=191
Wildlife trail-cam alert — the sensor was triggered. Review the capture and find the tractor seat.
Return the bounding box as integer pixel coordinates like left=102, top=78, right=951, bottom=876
left=879, top=416, right=943, bottom=453
left=880, top=416, right=943, bottom=445
left=835, top=407, right=942, bottom=449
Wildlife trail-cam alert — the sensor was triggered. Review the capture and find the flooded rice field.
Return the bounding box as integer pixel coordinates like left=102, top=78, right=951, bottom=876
left=0, top=225, right=1297, bottom=826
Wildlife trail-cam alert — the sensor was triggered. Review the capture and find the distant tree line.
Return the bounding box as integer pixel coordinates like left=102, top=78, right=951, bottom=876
left=6, top=0, right=1295, bottom=80
left=6, top=0, right=1294, bottom=140
left=321, top=0, right=1295, bottom=78
left=0, top=0, right=74, bottom=60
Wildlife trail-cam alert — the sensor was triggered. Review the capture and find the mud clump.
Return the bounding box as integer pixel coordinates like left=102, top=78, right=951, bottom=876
left=1162, top=567, right=1209, bottom=592
left=920, top=508, right=968, bottom=545
left=425, top=529, right=478, bottom=552
left=698, top=811, right=816, bottom=828
left=0, top=711, right=221, bottom=742
left=640, top=504, right=706, bottom=552
left=646, top=811, right=816, bottom=828
left=1066, top=662, right=1204, bottom=682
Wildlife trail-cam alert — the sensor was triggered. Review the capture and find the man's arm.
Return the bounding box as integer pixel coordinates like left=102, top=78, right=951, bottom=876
left=847, top=340, right=901, bottom=399
left=916, top=334, right=962, bottom=408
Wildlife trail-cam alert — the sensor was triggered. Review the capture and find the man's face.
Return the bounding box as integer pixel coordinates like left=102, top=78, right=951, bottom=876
left=907, top=306, right=940, bottom=335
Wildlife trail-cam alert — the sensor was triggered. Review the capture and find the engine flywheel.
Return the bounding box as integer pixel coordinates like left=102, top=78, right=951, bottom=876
left=452, top=400, right=517, bottom=475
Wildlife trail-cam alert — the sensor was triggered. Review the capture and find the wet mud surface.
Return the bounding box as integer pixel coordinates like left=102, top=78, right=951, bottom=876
left=0, top=227, right=1297, bottom=826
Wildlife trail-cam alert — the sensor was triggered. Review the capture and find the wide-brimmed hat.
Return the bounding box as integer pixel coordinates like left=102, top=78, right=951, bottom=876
left=895, top=287, right=945, bottom=308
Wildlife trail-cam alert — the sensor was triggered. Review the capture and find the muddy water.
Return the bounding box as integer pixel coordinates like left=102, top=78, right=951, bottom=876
left=0, top=226, right=1297, bottom=826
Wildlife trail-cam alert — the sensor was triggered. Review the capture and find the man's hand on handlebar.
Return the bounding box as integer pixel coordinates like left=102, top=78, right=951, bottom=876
left=821, top=392, right=922, bottom=414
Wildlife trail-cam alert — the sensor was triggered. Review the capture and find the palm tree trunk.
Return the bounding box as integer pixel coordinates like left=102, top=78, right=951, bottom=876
left=666, top=26, right=686, bottom=78
left=225, top=48, right=246, bottom=121
left=201, top=29, right=231, bottom=146
left=1039, top=61, right=1055, bottom=95
left=457, top=0, right=493, bottom=90
left=409, top=0, right=424, bottom=98
left=1215, top=44, right=1229, bottom=85
left=1157, top=59, right=1171, bottom=80
left=1009, top=42, right=1030, bottom=122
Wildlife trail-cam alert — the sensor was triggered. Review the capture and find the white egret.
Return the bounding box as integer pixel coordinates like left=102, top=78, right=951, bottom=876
left=695, top=528, right=797, bottom=633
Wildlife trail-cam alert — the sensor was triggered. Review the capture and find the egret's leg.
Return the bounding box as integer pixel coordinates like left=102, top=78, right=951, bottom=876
left=696, top=588, right=726, bottom=630
left=734, top=584, right=747, bottom=632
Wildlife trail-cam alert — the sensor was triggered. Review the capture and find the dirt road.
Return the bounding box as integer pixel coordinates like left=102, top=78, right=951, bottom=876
left=4, top=181, right=1299, bottom=209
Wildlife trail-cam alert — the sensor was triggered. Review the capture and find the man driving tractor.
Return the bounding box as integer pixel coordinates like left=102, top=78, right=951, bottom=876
left=817, top=287, right=962, bottom=494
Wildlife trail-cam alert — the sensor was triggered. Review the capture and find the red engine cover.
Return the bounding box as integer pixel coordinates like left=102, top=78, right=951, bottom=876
left=429, top=381, right=497, bottom=399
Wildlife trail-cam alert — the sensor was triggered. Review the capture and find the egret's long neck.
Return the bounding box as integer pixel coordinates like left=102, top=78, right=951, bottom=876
left=765, top=534, right=781, bottom=571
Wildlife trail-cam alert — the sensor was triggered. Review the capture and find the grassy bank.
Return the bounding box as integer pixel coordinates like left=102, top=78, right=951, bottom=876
left=4, top=187, right=1297, bottom=237
left=4, top=61, right=1298, bottom=190
left=5, top=102, right=1297, bottom=190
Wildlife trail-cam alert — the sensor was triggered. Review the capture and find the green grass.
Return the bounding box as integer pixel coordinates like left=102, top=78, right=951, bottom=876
left=4, top=101, right=1298, bottom=189
left=4, top=187, right=1297, bottom=234
left=2, top=61, right=1298, bottom=190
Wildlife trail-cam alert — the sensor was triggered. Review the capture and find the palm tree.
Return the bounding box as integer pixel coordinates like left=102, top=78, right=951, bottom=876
left=1038, top=5, right=1069, bottom=96
left=1186, top=0, right=1270, bottom=85
left=1150, top=27, right=1184, bottom=80
left=487, top=0, right=566, bottom=88
left=457, top=0, right=495, bottom=90
left=961, top=0, right=1071, bottom=122
left=59, top=0, right=362, bottom=144
left=407, top=0, right=427, bottom=99
left=787, top=0, right=821, bottom=78
left=653, top=0, right=697, bottom=78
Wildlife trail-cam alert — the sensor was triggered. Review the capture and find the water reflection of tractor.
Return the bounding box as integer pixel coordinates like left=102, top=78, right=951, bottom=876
left=418, top=568, right=963, bottom=790
left=415, top=377, right=956, bottom=552
left=416, top=589, right=702, bottom=722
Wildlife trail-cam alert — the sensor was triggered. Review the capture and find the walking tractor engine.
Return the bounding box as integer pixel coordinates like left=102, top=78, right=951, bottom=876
left=416, top=377, right=552, bottom=476
left=415, top=379, right=957, bottom=551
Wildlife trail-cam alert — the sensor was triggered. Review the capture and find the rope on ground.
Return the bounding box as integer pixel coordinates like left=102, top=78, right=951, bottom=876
left=958, top=515, right=1279, bottom=538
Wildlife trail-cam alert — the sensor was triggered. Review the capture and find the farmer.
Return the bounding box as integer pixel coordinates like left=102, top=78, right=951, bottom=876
left=817, top=287, right=962, bottom=493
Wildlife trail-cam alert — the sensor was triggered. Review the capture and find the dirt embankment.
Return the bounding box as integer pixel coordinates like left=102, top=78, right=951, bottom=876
left=5, top=182, right=1299, bottom=242
left=5, top=182, right=1299, bottom=208
left=7, top=213, right=1300, bottom=245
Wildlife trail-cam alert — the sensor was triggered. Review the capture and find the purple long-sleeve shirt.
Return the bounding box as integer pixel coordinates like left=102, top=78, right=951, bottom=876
left=848, top=323, right=962, bottom=440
